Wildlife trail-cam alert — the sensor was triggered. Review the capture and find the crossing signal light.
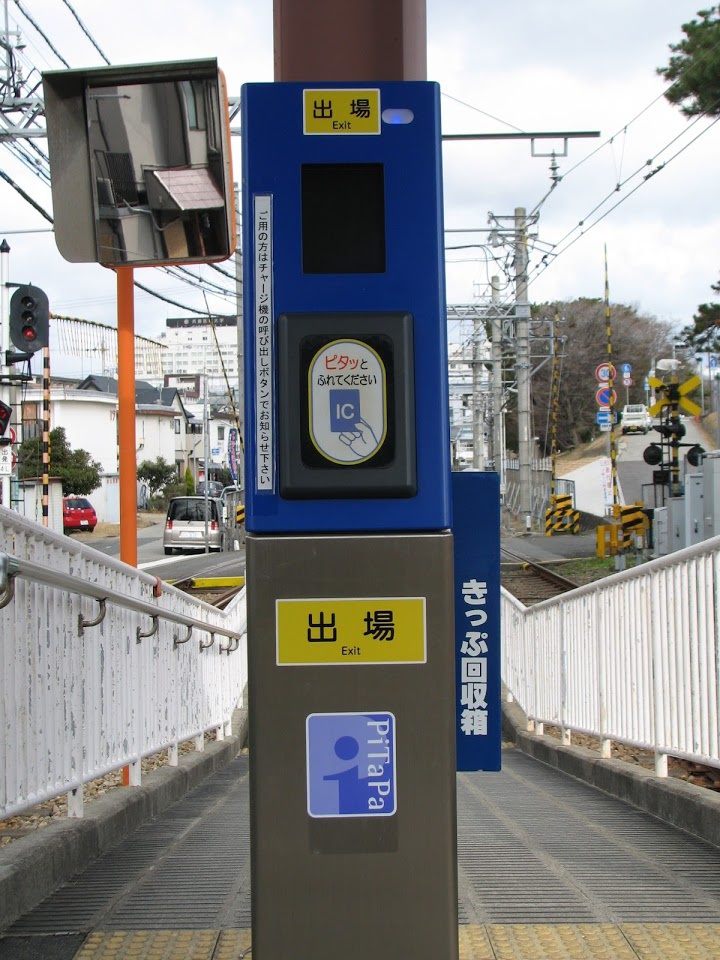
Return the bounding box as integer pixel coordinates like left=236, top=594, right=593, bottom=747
left=0, top=399, right=11, bottom=437
left=686, top=444, right=705, bottom=467
left=9, top=284, right=49, bottom=353
left=643, top=443, right=663, bottom=466
left=653, top=420, right=686, bottom=445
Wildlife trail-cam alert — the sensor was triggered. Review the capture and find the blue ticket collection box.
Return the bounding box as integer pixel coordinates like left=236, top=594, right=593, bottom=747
left=242, top=81, right=459, bottom=960
left=241, top=81, right=451, bottom=533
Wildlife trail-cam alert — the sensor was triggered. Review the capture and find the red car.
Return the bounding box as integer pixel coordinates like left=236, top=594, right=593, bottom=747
left=63, top=496, right=97, bottom=533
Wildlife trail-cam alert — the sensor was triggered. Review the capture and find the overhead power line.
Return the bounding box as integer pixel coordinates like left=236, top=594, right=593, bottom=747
left=13, top=0, right=69, bottom=67
left=132, top=278, right=235, bottom=318
left=60, top=0, right=110, bottom=64
left=526, top=114, right=720, bottom=293
left=0, top=167, right=53, bottom=222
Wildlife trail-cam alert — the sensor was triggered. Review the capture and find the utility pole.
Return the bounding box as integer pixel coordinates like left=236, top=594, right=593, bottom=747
left=471, top=302, right=485, bottom=470
left=490, top=276, right=504, bottom=494
left=203, top=366, right=210, bottom=555
left=0, top=240, right=10, bottom=508
left=515, top=207, right=533, bottom=526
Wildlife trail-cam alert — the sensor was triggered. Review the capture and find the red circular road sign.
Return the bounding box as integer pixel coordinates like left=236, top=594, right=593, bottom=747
left=595, top=363, right=616, bottom=383
left=596, top=386, right=617, bottom=406
left=8, top=427, right=16, bottom=444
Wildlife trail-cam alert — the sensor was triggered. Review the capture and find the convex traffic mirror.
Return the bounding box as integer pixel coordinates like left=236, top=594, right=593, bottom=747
left=44, top=59, right=235, bottom=267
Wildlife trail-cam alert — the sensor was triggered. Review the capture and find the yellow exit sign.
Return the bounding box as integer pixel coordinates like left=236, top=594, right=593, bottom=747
left=276, top=596, right=426, bottom=665
left=303, top=89, right=381, bottom=135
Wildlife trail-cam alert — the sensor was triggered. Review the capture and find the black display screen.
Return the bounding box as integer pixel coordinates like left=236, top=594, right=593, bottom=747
left=301, top=163, right=386, bottom=274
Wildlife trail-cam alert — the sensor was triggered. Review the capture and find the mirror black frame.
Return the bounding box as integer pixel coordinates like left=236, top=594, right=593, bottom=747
left=44, top=59, right=235, bottom=267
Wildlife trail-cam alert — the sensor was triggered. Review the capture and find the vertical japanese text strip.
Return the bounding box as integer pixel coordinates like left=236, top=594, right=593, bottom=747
left=460, top=579, right=490, bottom=736
left=254, top=195, right=274, bottom=491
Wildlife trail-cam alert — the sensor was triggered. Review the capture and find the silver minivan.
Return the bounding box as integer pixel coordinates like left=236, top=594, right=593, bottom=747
left=163, top=496, right=224, bottom=555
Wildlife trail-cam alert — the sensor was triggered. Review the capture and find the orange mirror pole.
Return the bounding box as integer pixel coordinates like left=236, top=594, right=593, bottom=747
left=117, top=266, right=138, bottom=569
left=117, top=266, right=137, bottom=788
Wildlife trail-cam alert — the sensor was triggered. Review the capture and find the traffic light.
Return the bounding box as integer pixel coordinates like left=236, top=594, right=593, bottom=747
left=9, top=284, right=49, bottom=353
left=0, top=399, right=11, bottom=438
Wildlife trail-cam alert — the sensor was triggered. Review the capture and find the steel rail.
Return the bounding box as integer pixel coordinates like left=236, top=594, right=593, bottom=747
left=500, top=546, right=580, bottom=592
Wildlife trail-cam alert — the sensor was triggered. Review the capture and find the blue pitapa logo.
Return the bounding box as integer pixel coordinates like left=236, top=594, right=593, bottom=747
left=306, top=711, right=396, bottom=818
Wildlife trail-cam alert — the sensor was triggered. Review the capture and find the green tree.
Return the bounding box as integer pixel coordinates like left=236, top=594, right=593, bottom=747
left=659, top=13, right=720, bottom=351
left=678, top=280, right=720, bottom=351
left=657, top=7, right=720, bottom=117
left=184, top=467, right=195, bottom=495
left=137, top=456, right=177, bottom=498
left=18, top=426, right=102, bottom=495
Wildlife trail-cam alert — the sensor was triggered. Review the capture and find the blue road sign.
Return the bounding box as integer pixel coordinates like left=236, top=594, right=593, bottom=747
left=596, top=386, right=617, bottom=407
left=306, top=711, right=397, bottom=817
left=711, top=357, right=718, bottom=369
left=621, top=362, right=632, bottom=374
left=452, top=472, right=501, bottom=772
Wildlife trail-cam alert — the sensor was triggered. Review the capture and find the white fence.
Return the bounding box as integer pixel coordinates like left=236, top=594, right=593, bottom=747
left=0, top=506, right=247, bottom=819
left=502, top=534, right=720, bottom=776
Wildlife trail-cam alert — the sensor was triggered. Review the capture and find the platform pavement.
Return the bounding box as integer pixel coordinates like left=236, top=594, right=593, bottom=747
left=4, top=527, right=720, bottom=958
left=3, top=746, right=720, bottom=959
left=502, top=527, right=600, bottom=563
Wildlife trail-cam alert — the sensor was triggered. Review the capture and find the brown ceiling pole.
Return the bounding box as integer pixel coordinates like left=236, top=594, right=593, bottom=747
left=273, top=0, right=426, bottom=82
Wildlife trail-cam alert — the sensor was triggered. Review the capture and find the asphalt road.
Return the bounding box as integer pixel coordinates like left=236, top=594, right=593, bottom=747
left=75, top=517, right=246, bottom=581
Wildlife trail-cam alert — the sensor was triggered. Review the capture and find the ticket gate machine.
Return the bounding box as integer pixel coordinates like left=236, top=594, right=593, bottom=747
left=242, top=81, right=457, bottom=960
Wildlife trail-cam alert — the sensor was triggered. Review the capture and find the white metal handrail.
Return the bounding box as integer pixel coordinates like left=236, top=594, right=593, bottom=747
left=1, top=506, right=247, bottom=819
left=502, top=533, right=720, bottom=775
left=0, top=551, right=242, bottom=643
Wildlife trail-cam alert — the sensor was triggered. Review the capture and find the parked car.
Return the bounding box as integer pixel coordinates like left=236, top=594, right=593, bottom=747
left=163, top=496, right=224, bottom=555
left=197, top=480, right=224, bottom=499
left=621, top=403, right=652, bottom=435
left=63, top=496, right=97, bottom=533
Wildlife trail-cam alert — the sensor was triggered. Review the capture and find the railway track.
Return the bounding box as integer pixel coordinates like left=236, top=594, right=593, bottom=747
left=169, top=574, right=245, bottom=609
left=501, top=547, right=580, bottom=604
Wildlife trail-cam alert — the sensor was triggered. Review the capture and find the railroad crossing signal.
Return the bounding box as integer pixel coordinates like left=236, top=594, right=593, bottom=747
left=648, top=374, right=702, bottom=418
left=0, top=400, right=11, bottom=438
left=645, top=372, right=704, bottom=496
left=9, top=284, right=49, bottom=353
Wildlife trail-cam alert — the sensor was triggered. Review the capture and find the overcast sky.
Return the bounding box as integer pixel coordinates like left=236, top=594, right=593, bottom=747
left=0, top=1, right=717, bottom=374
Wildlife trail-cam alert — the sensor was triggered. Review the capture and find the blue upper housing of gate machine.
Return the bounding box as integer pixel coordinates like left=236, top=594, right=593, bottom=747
left=241, top=81, right=451, bottom=533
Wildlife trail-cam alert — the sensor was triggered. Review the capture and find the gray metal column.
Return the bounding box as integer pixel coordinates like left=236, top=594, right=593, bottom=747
left=247, top=530, right=458, bottom=960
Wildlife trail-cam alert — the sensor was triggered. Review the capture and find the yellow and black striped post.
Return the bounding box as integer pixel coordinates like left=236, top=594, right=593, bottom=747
left=544, top=493, right=580, bottom=535
left=550, top=311, right=561, bottom=498
left=604, top=247, right=619, bottom=514
left=618, top=503, right=648, bottom=549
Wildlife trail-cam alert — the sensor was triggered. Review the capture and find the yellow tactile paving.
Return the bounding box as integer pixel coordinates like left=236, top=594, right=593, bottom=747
left=458, top=923, right=495, bottom=958
left=214, top=929, right=254, bottom=960
left=67, top=924, right=720, bottom=959
left=73, top=929, right=219, bottom=960
left=486, top=924, right=638, bottom=959
left=622, top=923, right=720, bottom=960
